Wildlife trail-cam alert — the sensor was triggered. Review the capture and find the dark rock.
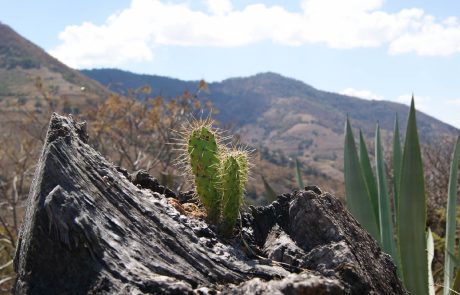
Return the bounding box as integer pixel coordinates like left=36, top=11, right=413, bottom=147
left=177, top=190, right=196, bottom=204
left=288, top=191, right=403, bottom=294
left=114, top=166, right=129, bottom=179
left=14, top=114, right=407, bottom=294
left=223, top=273, right=345, bottom=295
left=304, top=185, right=322, bottom=195
left=131, top=170, right=176, bottom=198
left=263, top=224, right=306, bottom=269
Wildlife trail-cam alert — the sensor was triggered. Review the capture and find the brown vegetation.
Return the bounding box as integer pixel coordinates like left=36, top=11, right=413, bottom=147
left=0, top=77, right=213, bottom=292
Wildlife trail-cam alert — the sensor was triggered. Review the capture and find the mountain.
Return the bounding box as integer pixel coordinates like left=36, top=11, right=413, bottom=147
left=82, top=68, right=458, bottom=184
left=0, top=20, right=455, bottom=199
left=82, top=68, right=456, bottom=136
left=0, top=22, right=110, bottom=113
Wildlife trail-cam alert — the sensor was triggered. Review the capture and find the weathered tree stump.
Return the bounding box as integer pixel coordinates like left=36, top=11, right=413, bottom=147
left=14, top=114, right=407, bottom=294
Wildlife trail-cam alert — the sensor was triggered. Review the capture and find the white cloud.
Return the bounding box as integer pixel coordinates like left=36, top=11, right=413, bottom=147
left=297, top=0, right=425, bottom=48
left=447, top=99, right=460, bottom=105
left=389, top=16, right=460, bottom=56
left=340, top=88, right=384, bottom=100
left=49, top=0, right=460, bottom=68
left=204, top=0, right=232, bottom=16
left=50, top=21, right=154, bottom=68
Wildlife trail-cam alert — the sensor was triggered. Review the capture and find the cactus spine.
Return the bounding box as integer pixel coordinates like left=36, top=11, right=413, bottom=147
left=187, top=126, right=221, bottom=223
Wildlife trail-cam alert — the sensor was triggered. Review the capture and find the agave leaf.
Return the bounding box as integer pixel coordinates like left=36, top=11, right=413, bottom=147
left=392, top=115, right=404, bottom=278
left=398, top=98, right=428, bottom=294
left=344, top=119, right=380, bottom=241
left=375, top=125, right=398, bottom=264
left=261, top=175, right=277, bottom=203
left=393, top=115, right=402, bottom=224
left=359, top=130, right=379, bottom=227
left=295, top=158, right=305, bottom=190
left=444, top=133, right=460, bottom=295
left=452, top=266, right=460, bottom=294
left=447, top=249, right=460, bottom=269
left=427, top=228, right=435, bottom=295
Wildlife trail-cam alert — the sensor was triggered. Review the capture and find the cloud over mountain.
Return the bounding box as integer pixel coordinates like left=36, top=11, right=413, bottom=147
left=341, top=88, right=384, bottom=101
left=50, top=0, right=460, bottom=68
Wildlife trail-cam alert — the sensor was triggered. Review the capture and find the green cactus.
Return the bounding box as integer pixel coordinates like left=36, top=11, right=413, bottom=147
left=187, top=125, right=221, bottom=224
left=219, top=150, right=248, bottom=236
left=181, top=119, right=250, bottom=235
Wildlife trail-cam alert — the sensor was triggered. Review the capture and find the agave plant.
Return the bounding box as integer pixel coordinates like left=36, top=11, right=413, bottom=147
left=344, top=97, right=460, bottom=295
left=444, top=134, right=460, bottom=294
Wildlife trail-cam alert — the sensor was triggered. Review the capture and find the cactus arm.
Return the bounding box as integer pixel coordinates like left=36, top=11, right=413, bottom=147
left=187, top=127, right=221, bottom=223
left=219, top=151, right=248, bottom=236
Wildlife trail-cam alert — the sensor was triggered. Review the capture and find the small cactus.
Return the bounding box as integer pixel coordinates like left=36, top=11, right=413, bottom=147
left=219, top=150, right=248, bottom=236
left=187, top=125, right=221, bottom=224
left=178, top=118, right=250, bottom=235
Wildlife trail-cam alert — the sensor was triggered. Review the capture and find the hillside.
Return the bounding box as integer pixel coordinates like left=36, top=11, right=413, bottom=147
left=82, top=68, right=458, bottom=185
left=0, top=23, right=301, bottom=208
left=0, top=22, right=111, bottom=113
left=0, top=23, right=116, bottom=240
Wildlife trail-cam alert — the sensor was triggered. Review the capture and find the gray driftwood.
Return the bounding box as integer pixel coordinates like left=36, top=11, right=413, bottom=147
left=14, top=114, right=407, bottom=294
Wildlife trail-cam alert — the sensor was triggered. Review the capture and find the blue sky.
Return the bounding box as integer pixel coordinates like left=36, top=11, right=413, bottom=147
left=1, top=0, right=460, bottom=127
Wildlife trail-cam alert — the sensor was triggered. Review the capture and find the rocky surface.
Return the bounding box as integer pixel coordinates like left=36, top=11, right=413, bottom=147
left=13, top=114, right=407, bottom=294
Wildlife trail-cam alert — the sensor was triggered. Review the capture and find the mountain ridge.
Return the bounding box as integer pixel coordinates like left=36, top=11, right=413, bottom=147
left=81, top=68, right=458, bottom=188
left=82, top=68, right=457, bottom=137
left=0, top=22, right=111, bottom=111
